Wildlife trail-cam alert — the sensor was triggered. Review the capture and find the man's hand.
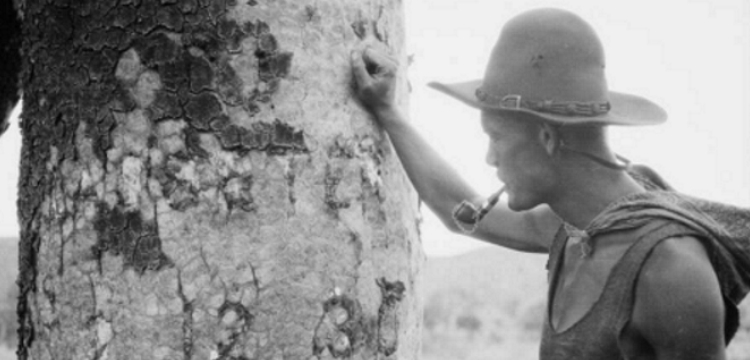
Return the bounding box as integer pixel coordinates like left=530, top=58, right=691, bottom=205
left=350, top=47, right=399, bottom=118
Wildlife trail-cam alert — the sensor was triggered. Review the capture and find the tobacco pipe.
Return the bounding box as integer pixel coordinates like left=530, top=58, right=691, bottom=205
left=453, top=186, right=506, bottom=226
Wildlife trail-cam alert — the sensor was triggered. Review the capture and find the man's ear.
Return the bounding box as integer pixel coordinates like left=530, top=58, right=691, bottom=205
left=537, top=122, right=560, bottom=156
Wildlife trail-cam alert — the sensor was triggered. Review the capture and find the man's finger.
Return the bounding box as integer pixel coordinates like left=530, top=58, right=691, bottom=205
left=351, top=50, right=372, bottom=86
left=362, top=48, right=397, bottom=74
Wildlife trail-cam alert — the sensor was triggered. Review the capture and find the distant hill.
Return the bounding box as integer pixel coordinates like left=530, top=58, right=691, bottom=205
left=424, top=246, right=548, bottom=302
left=0, top=239, right=16, bottom=351
left=421, top=244, right=750, bottom=360
left=0, top=239, right=17, bottom=295
left=421, top=246, right=549, bottom=360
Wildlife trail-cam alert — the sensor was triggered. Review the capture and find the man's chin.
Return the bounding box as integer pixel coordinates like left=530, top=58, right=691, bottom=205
left=506, top=196, right=522, bottom=212
left=506, top=193, right=536, bottom=212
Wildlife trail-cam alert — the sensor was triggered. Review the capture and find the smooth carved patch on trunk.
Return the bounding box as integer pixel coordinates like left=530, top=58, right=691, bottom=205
left=313, top=293, right=364, bottom=358
left=313, top=278, right=406, bottom=358
left=377, top=278, right=406, bottom=356
left=223, top=175, right=255, bottom=212
left=216, top=300, right=254, bottom=360
left=324, top=165, right=351, bottom=216
left=151, top=157, right=201, bottom=211
left=328, top=135, right=388, bottom=224
left=350, top=7, right=389, bottom=45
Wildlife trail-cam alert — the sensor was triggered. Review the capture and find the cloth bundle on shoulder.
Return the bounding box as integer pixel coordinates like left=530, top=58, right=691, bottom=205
left=580, top=165, right=750, bottom=341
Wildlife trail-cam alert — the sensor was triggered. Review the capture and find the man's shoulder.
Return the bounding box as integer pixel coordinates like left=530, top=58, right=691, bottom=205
left=613, top=219, right=715, bottom=292
left=641, top=234, right=714, bottom=284
left=630, top=234, right=726, bottom=345
left=635, top=221, right=716, bottom=298
left=621, top=233, right=727, bottom=357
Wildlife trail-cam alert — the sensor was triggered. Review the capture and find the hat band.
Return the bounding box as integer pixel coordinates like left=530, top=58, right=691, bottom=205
left=475, top=88, right=611, bottom=117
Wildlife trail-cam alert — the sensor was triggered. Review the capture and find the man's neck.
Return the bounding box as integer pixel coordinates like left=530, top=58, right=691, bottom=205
left=547, top=167, right=645, bottom=230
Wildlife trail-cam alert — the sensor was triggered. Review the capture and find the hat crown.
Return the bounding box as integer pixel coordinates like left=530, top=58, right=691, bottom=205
left=482, top=8, right=609, bottom=103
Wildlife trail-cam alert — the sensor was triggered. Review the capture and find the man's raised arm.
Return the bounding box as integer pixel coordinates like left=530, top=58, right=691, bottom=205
left=350, top=48, right=560, bottom=253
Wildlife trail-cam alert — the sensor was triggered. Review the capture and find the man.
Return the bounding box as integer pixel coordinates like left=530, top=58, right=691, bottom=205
left=351, top=8, right=750, bottom=360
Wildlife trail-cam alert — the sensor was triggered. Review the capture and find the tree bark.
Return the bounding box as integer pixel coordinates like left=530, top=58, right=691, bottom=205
left=16, top=1, right=423, bottom=359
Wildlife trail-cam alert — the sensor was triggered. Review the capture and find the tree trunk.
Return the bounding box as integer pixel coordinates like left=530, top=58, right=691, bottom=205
left=16, top=1, right=423, bottom=359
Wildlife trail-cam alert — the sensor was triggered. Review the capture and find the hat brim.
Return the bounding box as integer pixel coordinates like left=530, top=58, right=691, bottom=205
left=428, top=80, right=667, bottom=126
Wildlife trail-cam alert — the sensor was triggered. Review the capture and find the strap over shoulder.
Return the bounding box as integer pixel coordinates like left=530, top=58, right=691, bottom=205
left=610, top=218, right=742, bottom=344
left=603, top=163, right=750, bottom=342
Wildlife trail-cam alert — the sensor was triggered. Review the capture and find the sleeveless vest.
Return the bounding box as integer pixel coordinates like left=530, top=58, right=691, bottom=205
left=539, top=219, right=733, bottom=359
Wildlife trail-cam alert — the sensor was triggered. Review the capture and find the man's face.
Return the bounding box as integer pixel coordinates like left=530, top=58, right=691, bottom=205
left=480, top=110, right=558, bottom=211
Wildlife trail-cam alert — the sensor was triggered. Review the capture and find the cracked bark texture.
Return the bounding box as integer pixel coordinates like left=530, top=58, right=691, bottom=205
left=17, top=1, right=423, bottom=359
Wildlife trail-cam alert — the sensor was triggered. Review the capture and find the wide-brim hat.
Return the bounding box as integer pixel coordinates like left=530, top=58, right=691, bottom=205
left=429, top=8, right=667, bottom=126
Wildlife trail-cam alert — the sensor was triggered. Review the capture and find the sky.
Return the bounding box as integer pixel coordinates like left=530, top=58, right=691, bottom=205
left=1, top=0, right=749, bottom=258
